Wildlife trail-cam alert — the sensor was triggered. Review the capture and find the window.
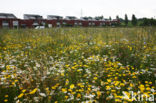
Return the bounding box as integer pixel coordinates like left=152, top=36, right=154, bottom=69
left=7, top=16, right=15, bottom=19
left=79, top=23, right=82, bottom=25
left=74, top=22, right=78, bottom=25
left=92, top=23, right=95, bottom=25
left=48, top=24, right=52, bottom=28
left=33, top=21, right=39, bottom=26
left=13, top=21, right=19, bottom=26
left=63, top=22, right=66, bottom=25
left=0, top=15, right=6, bottom=18
left=2, top=20, right=9, bottom=26
left=57, top=22, right=60, bottom=25
left=57, top=22, right=61, bottom=27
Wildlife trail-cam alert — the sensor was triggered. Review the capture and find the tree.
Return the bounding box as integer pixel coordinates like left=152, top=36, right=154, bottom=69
left=109, top=16, right=112, bottom=21
left=124, top=14, right=128, bottom=26
left=95, top=16, right=104, bottom=20
left=142, top=18, right=150, bottom=26
left=116, top=15, right=119, bottom=20
left=115, top=15, right=120, bottom=26
left=131, top=14, right=137, bottom=26
left=88, top=16, right=93, bottom=20
left=140, top=18, right=156, bottom=26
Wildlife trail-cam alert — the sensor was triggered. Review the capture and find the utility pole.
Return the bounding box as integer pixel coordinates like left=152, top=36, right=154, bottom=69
left=81, top=9, right=83, bottom=18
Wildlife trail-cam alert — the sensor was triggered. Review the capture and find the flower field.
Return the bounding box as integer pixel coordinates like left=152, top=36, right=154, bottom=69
left=0, top=27, right=156, bottom=103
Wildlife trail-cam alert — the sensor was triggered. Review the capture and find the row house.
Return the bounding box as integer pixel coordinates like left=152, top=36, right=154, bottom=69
left=46, top=15, right=63, bottom=27
left=0, top=13, right=19, bottom=28
left=63, top=16, right=82, bottom=27
left=20, top=14, right=45, bottom=28
left=0, top=13, right=120, bottom=28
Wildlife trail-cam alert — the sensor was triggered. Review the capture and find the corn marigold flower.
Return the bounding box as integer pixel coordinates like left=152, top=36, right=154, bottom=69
left=18, top=93, right=24, bottom=98
left=29, top=88, right=38, bottom=94
left=97, top=91, right=101, bottom=97
left=70, top=84, right=75, bottom=89
left=22, top=89, right=26, bottom=93
left=4, top=99, right=8, bottom=102
left=77, top=93, right=81, bottom=98
left=5, top=95, right=8, bottom=98
left=93, top=77, right=98, bottom=80
left=62, top=88, right=67, bottom=93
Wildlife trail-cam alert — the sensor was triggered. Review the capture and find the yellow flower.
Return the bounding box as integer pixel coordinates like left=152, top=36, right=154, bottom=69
left=120, top=83, right=125, bottom=86
left=88, top=87, right=91, bottom=91
left=12, top=82, right=15, bottom=85
left=130, top=83, right=133, bottom=87
left=68, top=89, right=72, bottom=92
left=29, top=88, right=38, bottom=94
left=70, top=84, right=75, bottom=89
left=4, top=99, right=8, bottom=102
left=5, top=95, right=8, bottom=98
left=115, top=99, right=122, bottom=102
left=107, top=79, right=111, bottom=83
left=65, top=64, right=70, bottom=67
left=132, top=76, right=137, bottom=78
left=111, top=90, right=116, bottom=92
left=51, top=86, right=56, bottom=90
left=78, top=89, right=84, bottom=92
left=77, top=69, right=81, bottom=72
left=48, top=96, right=52, bottom=99
left=97, top=91, right=101, bottom=97
left=146, top=87, right=151, bottom=91
left=45, top=88, right=49, bottom=91
left=22, top=89, right=26, bottom=93
left=18, top=93, right=24, bottom=98
left=93, top=77, right=98, bottom=80
left=77, top=83, right=84, bottom=88
left=62, top=88, right=67, bottom=93
left=6, top=65, right=10, bottom=70
left=65, top=79, right=69, bottom=85
left=14, top=80, right=18, bottom=82
left=71, top=66, right=76, bottom=70
left=106, top=86, right=111, bottom=90
left=71, top=92, right=76, bottom=95
left=77, top=93, right=81, bottom=98
left=139, top=84, right=145, bottom=92
left=65, top=96, right=68, bottom=99
left=61, top=73, right=64, bottom=76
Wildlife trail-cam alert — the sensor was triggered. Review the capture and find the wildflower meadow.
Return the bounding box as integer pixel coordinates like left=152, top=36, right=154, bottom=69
left=0, top=27, right=155, bottom=103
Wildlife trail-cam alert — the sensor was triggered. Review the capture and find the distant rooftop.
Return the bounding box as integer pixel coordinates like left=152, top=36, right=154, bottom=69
left=24, top=14, right=43, bottom=20
left=65, top=16, right=77, bottom=20
left=0, top=13, right=17, bottom=19
left=47, top=15, right=63, bottom=20
left=80, top=17, right=93, bottom=21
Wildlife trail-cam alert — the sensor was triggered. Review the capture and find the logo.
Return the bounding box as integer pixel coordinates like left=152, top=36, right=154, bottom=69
left=122, top=91, right=154, bottom=102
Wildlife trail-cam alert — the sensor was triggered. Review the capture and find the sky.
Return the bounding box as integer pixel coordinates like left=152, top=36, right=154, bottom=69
left=0, top=0, right=156, bottom=19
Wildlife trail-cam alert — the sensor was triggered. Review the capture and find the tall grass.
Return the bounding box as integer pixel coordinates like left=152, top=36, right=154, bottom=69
left=0, top=27, right=155, bottom=103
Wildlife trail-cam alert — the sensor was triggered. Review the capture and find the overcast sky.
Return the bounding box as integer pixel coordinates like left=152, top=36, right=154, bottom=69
left=0, top=0, right=156, bottom=19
